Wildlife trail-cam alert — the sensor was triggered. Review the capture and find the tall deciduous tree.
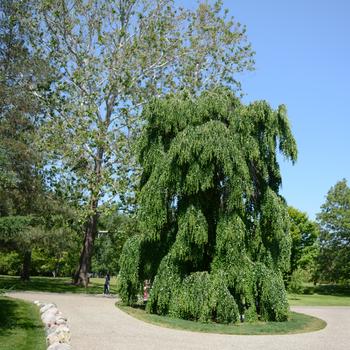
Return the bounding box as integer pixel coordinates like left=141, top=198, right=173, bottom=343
left=118, top=87, right=297, bottom=323
left=0, top=0, right=50, bottom=216
left=316, top=179, right=350, bottom=283
left=288, top=206, right=319, bottom=275
left=25, top=0, right=254, bottom=286
left=0, top=0, right=53, bottom=280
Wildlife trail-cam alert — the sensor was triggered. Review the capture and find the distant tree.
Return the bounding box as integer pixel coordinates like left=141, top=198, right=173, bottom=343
left=92, top=211, right=139, bottom=276
left=0, top=251, right=21, bottom=276
left=0, top=205, right=80, bottom=280
left=24, top=0, right=255, bottom=286
left=0, top=216, right=40, bottom=280
left=0, top=0, right=56, bottom=280
left=316, top=179, right=350, bottom=283
left=0, top=0, right=51, bottom=216
left=118, top=87, right=297, bottom=323
left=288, top=207, right=319, bottom=276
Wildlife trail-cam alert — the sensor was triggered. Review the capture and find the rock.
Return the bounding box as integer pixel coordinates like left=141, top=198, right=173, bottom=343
left=55, top=317, right=67, bottom=325
left=44, top=307, right=59, bottom=316
left=40, top=303, right=56, bottom=314
left=55, top=325, right=71, bottom=342
left=38, top=302, right=71, bottom=347
left=47, top=332, right=60, bottom=346
left=47, top=342, right=72, bottom=350
left=47, top=325, right=71, bottom=345
left=46, top=324, right=58, bottom=335
left=42, top=308, right=59, bottom=325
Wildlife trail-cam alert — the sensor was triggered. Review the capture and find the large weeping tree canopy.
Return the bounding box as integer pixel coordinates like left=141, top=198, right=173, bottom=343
left=118, top=87, right=297, bottom=323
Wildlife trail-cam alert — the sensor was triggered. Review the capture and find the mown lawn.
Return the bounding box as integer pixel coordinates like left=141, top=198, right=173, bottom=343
left=117, top=283, right=350, bottom=335
left=288, top=293, right=350, bottom=306
left=288, top=284, right=350, bottom=306
left=117, top=303, right=326, bottom=335
left=0, top=296, right=46, bottom=350
left=0, top=275, right=117, bottom=295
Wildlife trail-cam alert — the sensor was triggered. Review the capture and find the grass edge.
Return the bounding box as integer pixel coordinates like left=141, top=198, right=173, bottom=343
left=115, top=302, right=327, bottom=336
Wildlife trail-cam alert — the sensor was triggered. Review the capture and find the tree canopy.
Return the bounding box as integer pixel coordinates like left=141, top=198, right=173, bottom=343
left=20, top=0, right=255, bottom=286
left=0, top=0, right=58, bottom=280
left=0, top=0, right=51, bottom=216
left=316, top=179, right=350, bottom=283
left=118, top=87, right=297, bottom=323
left=288, top=207, right=319, bottom=275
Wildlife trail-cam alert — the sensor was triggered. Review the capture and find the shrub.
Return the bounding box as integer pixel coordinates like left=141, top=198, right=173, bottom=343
left=0, top=252, right=21, bottom=275
left=256, top=264, right=289, bottom=321
left=288, top=269, right=308, bottom=294
left=117, top=235, right=143, bottom=305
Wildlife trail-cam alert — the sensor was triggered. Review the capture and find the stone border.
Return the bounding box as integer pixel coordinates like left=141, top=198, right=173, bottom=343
left=34, top=300, right=72, bottom=350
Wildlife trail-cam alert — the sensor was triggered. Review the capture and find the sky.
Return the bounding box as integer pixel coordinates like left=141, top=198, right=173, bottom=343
left=179, top=0, right=350, bottom=220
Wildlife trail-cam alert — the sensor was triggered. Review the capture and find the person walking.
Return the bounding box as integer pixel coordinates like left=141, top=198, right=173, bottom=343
left=104, top=273, right=110, bottom=295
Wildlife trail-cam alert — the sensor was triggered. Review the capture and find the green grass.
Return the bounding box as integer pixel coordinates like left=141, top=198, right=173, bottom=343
left=0, top=275, right=117, bottom=295
left=0, top=296, right=46, bottom=350
left=288, top=284, right=350, bottom=306
left=116, top=303, right=326, bottom=335
left=288, top=293, right=350, bottom=306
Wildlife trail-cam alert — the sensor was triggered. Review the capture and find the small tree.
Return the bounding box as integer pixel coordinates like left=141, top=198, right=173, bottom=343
left=316, top=179, right=350, bottom=284
left=118, top=87, right=297, bottom=323
left=287, top=207, right=319, bottom=280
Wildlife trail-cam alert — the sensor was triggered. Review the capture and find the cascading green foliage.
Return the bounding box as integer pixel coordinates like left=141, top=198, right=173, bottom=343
left=118, top=87, right=297, bottom=323
left=117, top=235, right=143, bottom=305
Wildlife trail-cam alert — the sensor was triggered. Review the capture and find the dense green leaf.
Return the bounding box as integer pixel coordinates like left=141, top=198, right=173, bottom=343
left=118, top=87, right=297, bottom=323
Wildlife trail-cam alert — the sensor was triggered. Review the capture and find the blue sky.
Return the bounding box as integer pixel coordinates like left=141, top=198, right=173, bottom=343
left=179, top=0, right=350, bottom=220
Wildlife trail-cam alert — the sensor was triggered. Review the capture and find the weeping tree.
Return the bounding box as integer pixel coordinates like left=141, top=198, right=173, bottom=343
left=118, top=87, right=297, bottom=323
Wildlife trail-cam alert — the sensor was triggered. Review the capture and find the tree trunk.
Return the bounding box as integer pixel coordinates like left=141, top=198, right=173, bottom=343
left=73, top=104, right=110, bottom=287
left=74, top=145, right=104, bottom=287
left=74, top=211, right=99, bottom=287
left=21, top=250, right=31, bottom=281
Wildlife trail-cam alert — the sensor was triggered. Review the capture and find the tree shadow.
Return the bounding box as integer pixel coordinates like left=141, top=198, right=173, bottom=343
left=0, top=275, right=114, bottom=294
left=303, top=284, right=350, bottom=297
left=0, top=299, right=17, bottom=336
left=0, top=298, right=43, bottom=337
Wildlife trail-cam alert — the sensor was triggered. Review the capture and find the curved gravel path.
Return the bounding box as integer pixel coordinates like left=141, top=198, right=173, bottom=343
left=7, top=291, right=350, bottom=350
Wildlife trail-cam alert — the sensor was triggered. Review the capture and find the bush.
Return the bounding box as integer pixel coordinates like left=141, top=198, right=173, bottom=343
left=146, top=254, right=181, bottom=315
left=256, top=264, right=289, bottom=322
left=117, top=235, right=143, bottom=305
left=168, top=271, right=239, bottom=323
left=288, top=269, right=308, bottom=294
left=0, top=252, right=21, bottom=275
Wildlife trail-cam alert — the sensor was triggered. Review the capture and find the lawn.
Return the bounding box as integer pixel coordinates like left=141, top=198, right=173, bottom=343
left=0, top=296, right=46, bottom=350
left=2, top=275, right=349, bottom=306
left=288, top=293, right=350, bottom=306
left=117, top=303, right=326, bottom=335
left=288, top=284, right=350, bottom=306
left=0, top=275, right=117, bottom=295
left=116, top=283, right=350, bottom=335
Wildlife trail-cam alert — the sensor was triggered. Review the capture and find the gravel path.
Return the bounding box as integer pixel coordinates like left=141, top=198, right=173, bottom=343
left=7, top=292, right=350, bottom=350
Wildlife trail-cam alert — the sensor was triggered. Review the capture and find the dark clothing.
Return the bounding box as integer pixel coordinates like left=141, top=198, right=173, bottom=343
left=104, top=274, right=110, bottom=294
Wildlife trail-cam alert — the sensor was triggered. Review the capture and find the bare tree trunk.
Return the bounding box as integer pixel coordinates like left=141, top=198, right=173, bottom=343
left=74, top=210, right=98, bottom=287
left=21, top=250, right=32, bottom=281
left=74, top=144, right=104, bottom=287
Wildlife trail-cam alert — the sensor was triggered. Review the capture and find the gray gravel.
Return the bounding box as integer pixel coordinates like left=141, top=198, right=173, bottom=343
left=7, top=291, right=350, bottom=350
